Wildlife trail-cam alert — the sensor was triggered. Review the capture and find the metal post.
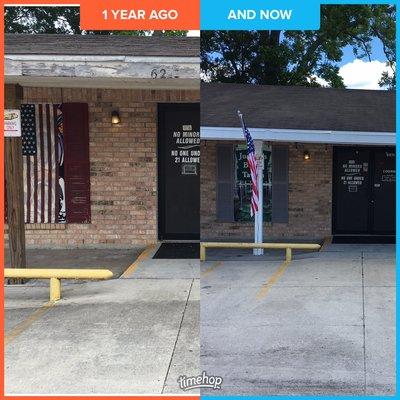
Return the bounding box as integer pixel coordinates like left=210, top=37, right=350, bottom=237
left=254, top=140, right=264, bottom=256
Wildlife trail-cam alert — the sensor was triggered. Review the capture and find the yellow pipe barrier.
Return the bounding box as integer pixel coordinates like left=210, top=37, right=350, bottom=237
left=200, top=242, right=321, bottom=262
left=5, top=268, right=113, bottom=301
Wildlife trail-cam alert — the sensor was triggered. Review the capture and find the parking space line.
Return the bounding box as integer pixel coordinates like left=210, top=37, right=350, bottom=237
left=5, top=301, right=56, bottom=346
left=257, top=260, right=291, bottom=300
left=201, top=261, right=222, bottom=277
left=120, top=244, right=156, bottom=278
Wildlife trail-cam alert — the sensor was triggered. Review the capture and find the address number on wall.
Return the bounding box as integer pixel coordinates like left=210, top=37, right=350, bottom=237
left=151, top=68, right=167, bottom=79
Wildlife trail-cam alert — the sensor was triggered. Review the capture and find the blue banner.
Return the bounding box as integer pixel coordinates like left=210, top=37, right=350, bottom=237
left=201, top=0, right=395, bottom=30
left=201, top=0, right=320, bottom=30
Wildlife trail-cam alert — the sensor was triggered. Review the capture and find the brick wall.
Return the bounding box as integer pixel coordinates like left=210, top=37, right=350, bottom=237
left=200, top=141, right=333, bottom=241
left=5, top=87, right=199, bottom=248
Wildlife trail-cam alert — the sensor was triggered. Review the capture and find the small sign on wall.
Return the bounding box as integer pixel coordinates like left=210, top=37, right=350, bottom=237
left=4, top=109, right=21, bottom=137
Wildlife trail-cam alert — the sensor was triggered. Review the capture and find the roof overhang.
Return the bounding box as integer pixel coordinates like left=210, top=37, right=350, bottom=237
left=201, top=126, right=396, bottom=146
left=5, top=54, right=199, bottom=89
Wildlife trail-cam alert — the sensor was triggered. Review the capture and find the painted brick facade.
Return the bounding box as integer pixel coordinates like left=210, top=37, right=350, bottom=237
left=200, top=141, right=333, bottom=241
left=5, top=87, right=199, bottom=248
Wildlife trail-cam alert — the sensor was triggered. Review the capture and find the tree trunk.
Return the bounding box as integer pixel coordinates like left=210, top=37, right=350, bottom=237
left=5, top=84, right=26, bottom=285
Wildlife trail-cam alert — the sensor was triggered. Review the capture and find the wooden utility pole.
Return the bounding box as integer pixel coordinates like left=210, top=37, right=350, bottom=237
left=5, top=84, right=26, bottom=284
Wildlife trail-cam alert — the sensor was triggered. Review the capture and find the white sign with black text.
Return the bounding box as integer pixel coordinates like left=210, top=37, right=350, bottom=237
left=4, top=109, right=22, bottom=137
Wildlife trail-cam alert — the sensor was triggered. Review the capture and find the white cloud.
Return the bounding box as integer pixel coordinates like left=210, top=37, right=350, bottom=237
left=187, top=30, right=200, bottom=37
left=339, top=59, right=393, bottom=90
left=311, top=75, right=329, bottom=87
left=200, top=72, right=211, bottom=82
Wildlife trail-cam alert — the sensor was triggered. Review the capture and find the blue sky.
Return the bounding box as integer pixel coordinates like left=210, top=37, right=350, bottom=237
left=340, top=37, right=387, bottom=66
left=333, top=37, right=393, bottom=90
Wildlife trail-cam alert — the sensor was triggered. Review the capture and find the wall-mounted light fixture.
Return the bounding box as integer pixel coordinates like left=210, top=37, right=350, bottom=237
left=303, top=150, right=311, bottom=161
left=111, top=110, right=121, bottom=125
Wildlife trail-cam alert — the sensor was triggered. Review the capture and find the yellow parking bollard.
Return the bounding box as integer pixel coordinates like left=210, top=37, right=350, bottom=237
left=200, top=243, right=206, bottom=262
left=50, top=278, right=61, bottom=302
left=286, top=248, right=292, bottom=262
left=200, top=242, right=320, bottom=262
left=4, top=268, right=113, bottom=301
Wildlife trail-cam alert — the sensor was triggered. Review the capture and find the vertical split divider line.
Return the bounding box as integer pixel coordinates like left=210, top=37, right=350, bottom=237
left=361, top=251, right=367, bottom=394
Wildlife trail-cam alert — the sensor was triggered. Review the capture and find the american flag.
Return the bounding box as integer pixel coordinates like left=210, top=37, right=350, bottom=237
left=21, top=104, right=60, bottom=223
left=238, top=112, right=259, bottom=217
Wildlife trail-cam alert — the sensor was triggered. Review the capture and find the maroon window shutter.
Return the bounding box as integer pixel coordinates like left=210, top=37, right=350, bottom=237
left=63, top=103, right=91, bottom=223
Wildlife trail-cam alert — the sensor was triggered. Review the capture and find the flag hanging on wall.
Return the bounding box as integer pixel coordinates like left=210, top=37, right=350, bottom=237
left=6, top=102, right=89, bottom=225
left=21, top=103, right=65, bottom=223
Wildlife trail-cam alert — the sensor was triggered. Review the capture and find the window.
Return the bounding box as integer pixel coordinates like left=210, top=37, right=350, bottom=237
left=234, top=144, right=272, bottom=222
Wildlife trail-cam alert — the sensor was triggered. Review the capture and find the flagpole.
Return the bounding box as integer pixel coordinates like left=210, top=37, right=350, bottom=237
left=238, top=110, right=264, bottom=256
left=254, top=140, right=264, bottom=256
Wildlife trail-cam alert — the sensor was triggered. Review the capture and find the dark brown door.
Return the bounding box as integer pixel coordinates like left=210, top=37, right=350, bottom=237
left=372, top=148, right=396, bottom=234
left=333, top=146, right=395, bottom=235
left=333, top=147, right=371, bottom=234
left=158, top=104, right=200, bottom=240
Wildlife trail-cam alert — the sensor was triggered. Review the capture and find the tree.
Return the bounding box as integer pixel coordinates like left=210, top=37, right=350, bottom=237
left=4, top=7, right=187, bottom=36
left=201, top=5, right=396, bottom=89
left=5, top=7, right=81, bottom=34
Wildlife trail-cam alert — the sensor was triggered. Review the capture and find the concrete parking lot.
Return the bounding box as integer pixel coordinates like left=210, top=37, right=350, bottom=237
left=5, top=247, right=199, bottom=395
left=200, top=244, right=395, bottom=396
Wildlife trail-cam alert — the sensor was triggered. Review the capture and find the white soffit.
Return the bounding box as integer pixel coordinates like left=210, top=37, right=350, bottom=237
left=201, top=126, right=396, bottom=146
left=5, top=76, right=199, bottom=90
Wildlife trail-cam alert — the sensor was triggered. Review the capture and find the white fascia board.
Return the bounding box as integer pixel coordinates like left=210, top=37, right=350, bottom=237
left=201, top=126, right=396, bottom=146
left=5, top=54, right=200, bottom=81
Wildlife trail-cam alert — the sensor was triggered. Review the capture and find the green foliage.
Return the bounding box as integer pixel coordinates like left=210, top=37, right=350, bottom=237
left=201, top=5, right=396, bottom=89
left=4, top=7, right=187, bottom=36
left=5, top=7, right=81, bottom=34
